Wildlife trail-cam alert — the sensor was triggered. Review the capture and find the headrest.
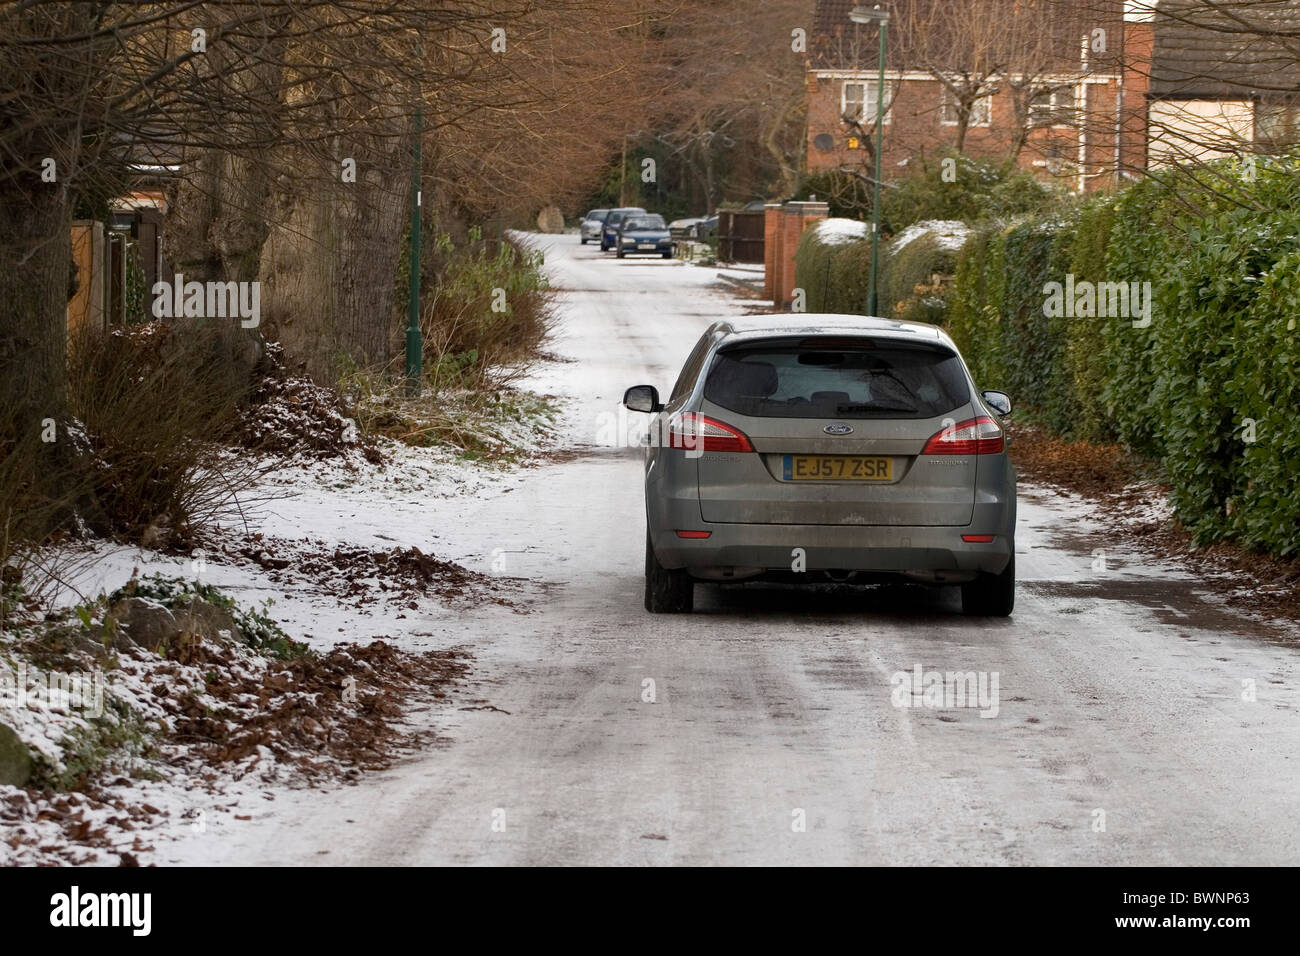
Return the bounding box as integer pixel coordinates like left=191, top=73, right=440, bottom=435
left=715, top=359, right=778, bottom=398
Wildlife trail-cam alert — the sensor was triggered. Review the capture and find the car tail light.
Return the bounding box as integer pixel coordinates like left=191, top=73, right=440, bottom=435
left=922, top=416, right=1004, bottom=455
left=667, top=413, right=754, bottom=453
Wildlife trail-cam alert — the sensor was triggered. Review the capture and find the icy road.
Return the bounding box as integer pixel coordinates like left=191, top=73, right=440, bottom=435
left=162, top=234, right=1300, bottom=866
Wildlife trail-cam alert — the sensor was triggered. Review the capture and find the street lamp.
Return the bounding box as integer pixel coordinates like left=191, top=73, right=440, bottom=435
left=406, top=104, right=422, bottom=396
left=849, top=4, right=889, bottom=316
left=406, top=37, right=424, bottom=396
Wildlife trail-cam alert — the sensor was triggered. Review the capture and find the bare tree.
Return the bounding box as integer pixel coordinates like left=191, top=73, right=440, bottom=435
left=623, top=0, right=810, bottom=210
left=0, top=0, right=664, bottom=409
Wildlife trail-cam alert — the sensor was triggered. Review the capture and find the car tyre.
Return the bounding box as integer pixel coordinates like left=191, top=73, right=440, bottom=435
left=581, top=237, right=588, bottom=245
left=661, top=251, right=672, bottom=259
left=961, top=553, right=1015, bottom=617
left=617, top=247, right=626, bottom=258
left=645, top=531, right=693, bottom=613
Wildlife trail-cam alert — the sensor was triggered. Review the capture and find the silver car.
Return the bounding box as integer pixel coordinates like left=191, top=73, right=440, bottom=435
left=580, top=209, right=609, bottom=245
left=623, top=314, right=1016, bottom=616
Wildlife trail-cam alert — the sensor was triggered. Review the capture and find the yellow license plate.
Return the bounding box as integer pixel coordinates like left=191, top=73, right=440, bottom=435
left=782, top=455, right=893, bottom=481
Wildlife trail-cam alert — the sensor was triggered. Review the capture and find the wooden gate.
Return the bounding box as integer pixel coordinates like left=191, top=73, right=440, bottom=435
left=717, top=210, right=765, bottom=264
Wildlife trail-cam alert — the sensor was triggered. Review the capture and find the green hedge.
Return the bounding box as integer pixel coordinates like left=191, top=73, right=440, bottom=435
left=947, top=216, right=1080, bottom=435
left=794, top=221, right=965, bottom=323
left=881, top=230, right=964, bottom=324
left=949, top=156, right=1300, bottom=555
left=793, top=225, right=872, bottom=314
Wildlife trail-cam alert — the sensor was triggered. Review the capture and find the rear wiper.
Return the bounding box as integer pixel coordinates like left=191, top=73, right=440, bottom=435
left=862, top=367, right=919, bottom=400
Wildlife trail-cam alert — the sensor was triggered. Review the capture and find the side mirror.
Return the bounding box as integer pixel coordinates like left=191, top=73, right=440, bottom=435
left=982, top=389, right=1012, bottom=418
left=623, top=385, right=662, bottom=413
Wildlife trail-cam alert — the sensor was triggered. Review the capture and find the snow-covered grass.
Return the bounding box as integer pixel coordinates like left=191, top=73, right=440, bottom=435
left=0, top=421, right=547, bottom=864
left=1, top=315, right=575, bottom=866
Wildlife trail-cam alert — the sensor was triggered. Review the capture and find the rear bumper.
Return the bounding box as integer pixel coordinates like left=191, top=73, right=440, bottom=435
left=648, top=497, right=1014, bottom=579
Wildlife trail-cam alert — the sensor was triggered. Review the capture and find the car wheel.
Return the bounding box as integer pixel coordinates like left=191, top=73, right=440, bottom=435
left=645, top=531, right=693, bottom=613
left=617, top=248, right=626, bottom=258
left=581, top=237, right=588, bottom=245
left=960, top=553, right=1015, bottom=617
left=661, top=251, right=672, bottom=259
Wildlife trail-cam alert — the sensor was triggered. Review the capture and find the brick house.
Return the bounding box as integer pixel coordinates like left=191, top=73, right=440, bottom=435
left=807, top=0, right=1131, bottom=192
left=1143, top=0, right=1300, bottom=166
left=806, top=1, right=1300, bottom=191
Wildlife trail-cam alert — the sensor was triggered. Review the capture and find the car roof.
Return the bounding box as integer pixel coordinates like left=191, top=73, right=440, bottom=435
left=711, top=313, right=953, bottom=347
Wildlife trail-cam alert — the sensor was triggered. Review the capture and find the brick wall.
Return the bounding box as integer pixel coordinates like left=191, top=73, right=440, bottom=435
left=763, top=203, right=781, bottom=300
left=766, top=201, right=828, bottom=309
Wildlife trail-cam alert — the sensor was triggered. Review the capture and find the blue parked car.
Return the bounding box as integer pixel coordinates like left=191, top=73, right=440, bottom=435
left=615, top=214, right=674, bottom=259
left=600, top=207, right=646, bottom=251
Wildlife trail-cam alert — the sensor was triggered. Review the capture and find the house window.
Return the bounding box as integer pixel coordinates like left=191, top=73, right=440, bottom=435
left=939, top=86, right=991, bottom=127
left=1030, top=87, right=1077, bottom=126
left=843, top=81, right=892, bottom=126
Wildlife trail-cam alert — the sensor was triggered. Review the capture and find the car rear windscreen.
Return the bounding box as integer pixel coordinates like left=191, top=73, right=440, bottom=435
left=703, top=341, right=969, bottom=419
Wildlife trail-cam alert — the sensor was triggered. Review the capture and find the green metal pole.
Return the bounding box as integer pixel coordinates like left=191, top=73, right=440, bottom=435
left=867, top=21, right=887, bottom=316
left=406, top=107, right=423, bottom=395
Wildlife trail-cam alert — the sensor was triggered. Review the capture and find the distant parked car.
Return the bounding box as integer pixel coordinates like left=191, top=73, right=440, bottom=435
left=669, top=217, right=706, bottom=240
left=600, top=207, right=647, bottom=251
left=693, top=215, right=719, bottom=240
left=615, top=214, right=674, bottom=259
left=580, top=209, right=609, bottom=245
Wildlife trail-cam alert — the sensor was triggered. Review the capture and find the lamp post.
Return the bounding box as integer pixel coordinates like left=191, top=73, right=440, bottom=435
left=406, top=35, right=424, bottom=396
left=406, top=104, right=423, bottom=396
left=849, top=4, right=889, bottom=316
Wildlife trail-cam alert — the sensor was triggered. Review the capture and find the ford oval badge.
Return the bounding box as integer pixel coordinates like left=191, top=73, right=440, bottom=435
left=824, top=423, right=854, bottom=435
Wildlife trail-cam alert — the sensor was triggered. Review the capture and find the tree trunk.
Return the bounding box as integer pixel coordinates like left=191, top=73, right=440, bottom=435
left=334, top=142, right=407, bottom=367
left=0, top=181, right=72, bottom=435
left=258, top=118, right=408, bottom=378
